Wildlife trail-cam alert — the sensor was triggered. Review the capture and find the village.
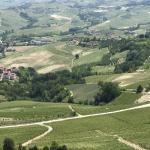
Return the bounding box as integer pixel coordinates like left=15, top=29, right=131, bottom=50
left=0, top=66, right=18, bottom=81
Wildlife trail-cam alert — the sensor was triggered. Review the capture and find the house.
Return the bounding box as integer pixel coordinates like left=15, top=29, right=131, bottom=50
left=5, top=47, right=16, bottom=52
left=0, top=66, right=18, bottom=81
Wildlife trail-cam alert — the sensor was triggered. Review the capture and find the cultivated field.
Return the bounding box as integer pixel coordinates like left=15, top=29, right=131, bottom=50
left=32, top=107, right=150, bottom=150
left=0, top=101, right=72, bottom=125
left=0, top=125, right=46, bottom=149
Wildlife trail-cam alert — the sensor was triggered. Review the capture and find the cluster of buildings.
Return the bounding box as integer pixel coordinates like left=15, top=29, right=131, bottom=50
left=0, top=66, right=18, bottom=81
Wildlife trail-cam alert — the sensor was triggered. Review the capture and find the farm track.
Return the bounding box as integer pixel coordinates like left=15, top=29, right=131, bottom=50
left=95, top=130, right=147, bottom=150
left=22, top=124, right=53, bottom=147
left=0, top=103, right=150, bottom=148
left=68, top=105, right=82, bottom=116
left=0, top=103, right=150, bottom=129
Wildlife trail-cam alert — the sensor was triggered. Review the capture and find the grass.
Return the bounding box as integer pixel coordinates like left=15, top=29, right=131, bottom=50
left=85, top=71, right=150, bottom=88
left=73, top=49, right=108, bottom=66
left=33, top=107, right=150, bottom=150
left=72, top=92, right=141, bottom=115
left=111, top=51, right=129, bottom=64
left=92, top=66, right=115, bottom=74
left=0, top=125, right=46, bottom=150
left=0, top=101, right=72, bottom=125
left=126, top=79, right=150, bottom=89
left=0, top=42, right=107, bottom=73
left=85, top=74, right=120, bottom=84
left=66, top=84, right=99, bottom=103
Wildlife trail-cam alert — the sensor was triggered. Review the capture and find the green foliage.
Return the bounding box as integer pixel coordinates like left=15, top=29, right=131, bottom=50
left=114, top=39, right=150, bottom=73
left=1, top=67, right=86, bottom=102
left=3, top=138, right=15, bottom=150
left=18, top=144, right=26, bottom=150
left=29, top=146, right=39, bottom=150
left=50, top=141, right=67, bottom=150
left=136, top=85, right=143, bottom=93
left=43, top=146, right=49, bottom=150
left=94, top=82, right=121, bottom=105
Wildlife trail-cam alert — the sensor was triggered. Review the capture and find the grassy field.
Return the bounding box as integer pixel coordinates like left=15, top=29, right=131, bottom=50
left=31, top=107, right=150, bottom=150
left=0, top=125, right=46, bottom=150
left=0, top=42, right=108, bottom=73
left=0, top=101, right=72, bottom=125
left=72, top=92, right=141, bottom=115
left=85, top=71, right=150, bottom=88
left=73, top=49, right=108, bottom=66
left=67, top=84, right=99, bottom=103
left=85, top=74, right=120, bottom=84
left=92, top=66, right=115, bottom=74
left=0, top=92, right=145, bottom=150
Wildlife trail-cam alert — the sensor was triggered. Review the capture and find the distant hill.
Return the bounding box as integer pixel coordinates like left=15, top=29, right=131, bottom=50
left=0, top=0, right=53, bottom=9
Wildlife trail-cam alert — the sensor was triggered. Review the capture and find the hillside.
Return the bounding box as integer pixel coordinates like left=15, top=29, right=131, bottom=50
left=0, top=0, right=150, bottom=150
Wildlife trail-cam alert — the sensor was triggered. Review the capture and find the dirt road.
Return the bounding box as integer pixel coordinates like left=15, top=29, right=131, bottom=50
left=1, top=103, right=150, bottom=149
left=0, top=103, right=150, bottom=129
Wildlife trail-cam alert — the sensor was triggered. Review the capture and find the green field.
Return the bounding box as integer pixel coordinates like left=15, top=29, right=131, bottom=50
left=31, top=107, right=150, bottom=150
left=72, top=92, right=141, bottom=115
left=0, top=42, right=108, bottom=73
left=85, top=74, right=120, bottom=84
left=73, top=49, right=108, bottom=66
left=0, top=125, right=46, bottom=150
left=0, top=1, right=150, bottom=149
left=0, top=91, right=146, bottom=150
left=0, top=101, right=72, bottom=125
left=67, top=84, right=99, bottom=103
left=92, top=66, right=115, bottom=74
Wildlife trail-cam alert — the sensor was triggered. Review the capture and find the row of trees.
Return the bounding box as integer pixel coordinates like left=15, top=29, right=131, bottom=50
left=0, top=66, right=93, bottom=102
left=3, top=138, right=67, bottom=150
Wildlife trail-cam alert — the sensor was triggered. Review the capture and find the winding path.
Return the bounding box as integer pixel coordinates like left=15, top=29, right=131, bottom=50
left=0, top=103, right=150, bottom=149
left=0, top=103, right=150, bottom=129
left=22, top=124, right=53, bottom=147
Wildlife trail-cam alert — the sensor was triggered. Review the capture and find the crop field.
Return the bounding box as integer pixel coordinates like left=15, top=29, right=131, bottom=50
left=73, top=48, right=108, bottom=66
left=0, top=42, right=72, bottom=73
left=92, top=66, right=115, bottom=74
left=67, top=84, right=99, bottom=103
left=72, top=92, right=141, bottom=115
left=85, top=74, right=120, bottom=84
left=0, top=101, right=72, bottom=125
left=85, top=71, right=150, bottom=87
left=30, top=107, right=150, bottom=150
left=0, top=125, right=46, bottom=150
left=0, top=92, right=146, bottom=150
left=0, top=0, right=150, bottom=150
left=0, top=42, right=106, bottom=73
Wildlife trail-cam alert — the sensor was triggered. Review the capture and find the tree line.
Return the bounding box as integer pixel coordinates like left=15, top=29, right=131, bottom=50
left=0, top=65, right=93, bottom=102
left=78, top=36, right=150, bottom=73
left=3, top=138, right=67, bottom=150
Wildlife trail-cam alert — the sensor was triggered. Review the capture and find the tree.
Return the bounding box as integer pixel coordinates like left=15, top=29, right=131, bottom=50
left=94, top=82, right=121, bottom=105
left=136, top=85, right=143, bottom=93
left=43, top=146, right=49, bottom=150
left=29, top=146, right=39, bottom=150
left=50, top=141, right=59, bottom=150
left=75, top=54, right=79, bottom=59
left=68, top=96, right=74, bottom=103
left=57, top=145, right=67, bottom=150
left=18, top=144, right=26, bottom=150
left=3, top=138, right=15, bottom=150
